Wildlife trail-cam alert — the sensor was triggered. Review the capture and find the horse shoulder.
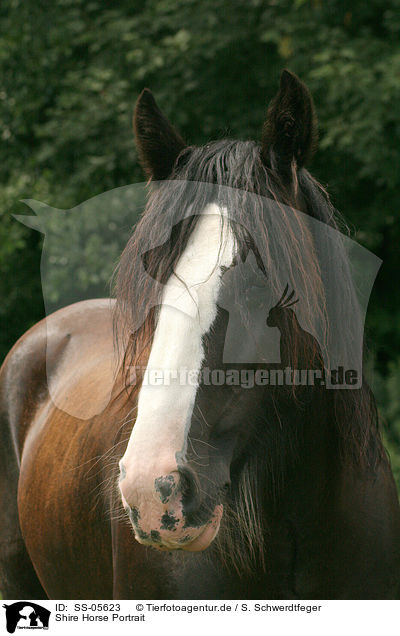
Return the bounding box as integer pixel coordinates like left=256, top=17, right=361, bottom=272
left=0, top=298, right=117, bottom=457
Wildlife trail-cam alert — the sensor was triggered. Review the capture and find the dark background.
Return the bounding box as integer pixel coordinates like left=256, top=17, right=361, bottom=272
left=0, top=0, right=399, bottom=486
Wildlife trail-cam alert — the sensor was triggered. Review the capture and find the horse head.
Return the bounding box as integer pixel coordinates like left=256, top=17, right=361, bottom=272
left=117, top=70, right=319, bottom=552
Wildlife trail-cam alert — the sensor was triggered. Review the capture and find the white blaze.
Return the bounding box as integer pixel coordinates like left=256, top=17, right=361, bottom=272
left=120, top=204, right=235, bottom=504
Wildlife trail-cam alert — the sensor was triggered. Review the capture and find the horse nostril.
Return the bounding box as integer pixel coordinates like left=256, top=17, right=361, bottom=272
left=154, top=474, right=178, bottom=504
left=178, top=467, right=201, bottom=517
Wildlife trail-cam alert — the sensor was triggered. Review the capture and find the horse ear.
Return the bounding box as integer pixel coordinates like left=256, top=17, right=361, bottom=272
left=134, top=88, right=186, bottom=180
left=261, top=70, right=318, bottom=176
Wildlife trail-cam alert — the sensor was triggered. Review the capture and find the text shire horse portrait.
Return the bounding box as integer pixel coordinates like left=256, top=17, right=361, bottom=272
left=0, top=71, right=399, bottom=599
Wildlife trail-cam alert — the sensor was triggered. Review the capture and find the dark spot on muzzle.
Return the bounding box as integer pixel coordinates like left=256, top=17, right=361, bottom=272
left=126, top=506, right=161, bottom=544
left=160, top=511, right=179, bottom=531
left=150, top=530, right=161, bottom=543
left=127, top=506, right=140, bottom=525
left=136, top=526, right=151, bottom=542
left=154, top=475, right=176, bottom=503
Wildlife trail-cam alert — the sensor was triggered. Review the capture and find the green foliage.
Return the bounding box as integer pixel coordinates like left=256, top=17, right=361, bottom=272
left=373, top=359, right=400, bottom=488
left=0, top=0, right=400, bottom=486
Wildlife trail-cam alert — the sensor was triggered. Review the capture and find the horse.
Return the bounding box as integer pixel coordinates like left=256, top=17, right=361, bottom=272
left=1, top=70, right=400, bottom=600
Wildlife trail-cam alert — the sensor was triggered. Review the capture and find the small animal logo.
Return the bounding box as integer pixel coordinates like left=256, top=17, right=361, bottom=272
left=266, top=283, right=299, bottom=327
left=2, top=602, right=50, bottom=633
left=266, top=284, right=324, bottom=369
